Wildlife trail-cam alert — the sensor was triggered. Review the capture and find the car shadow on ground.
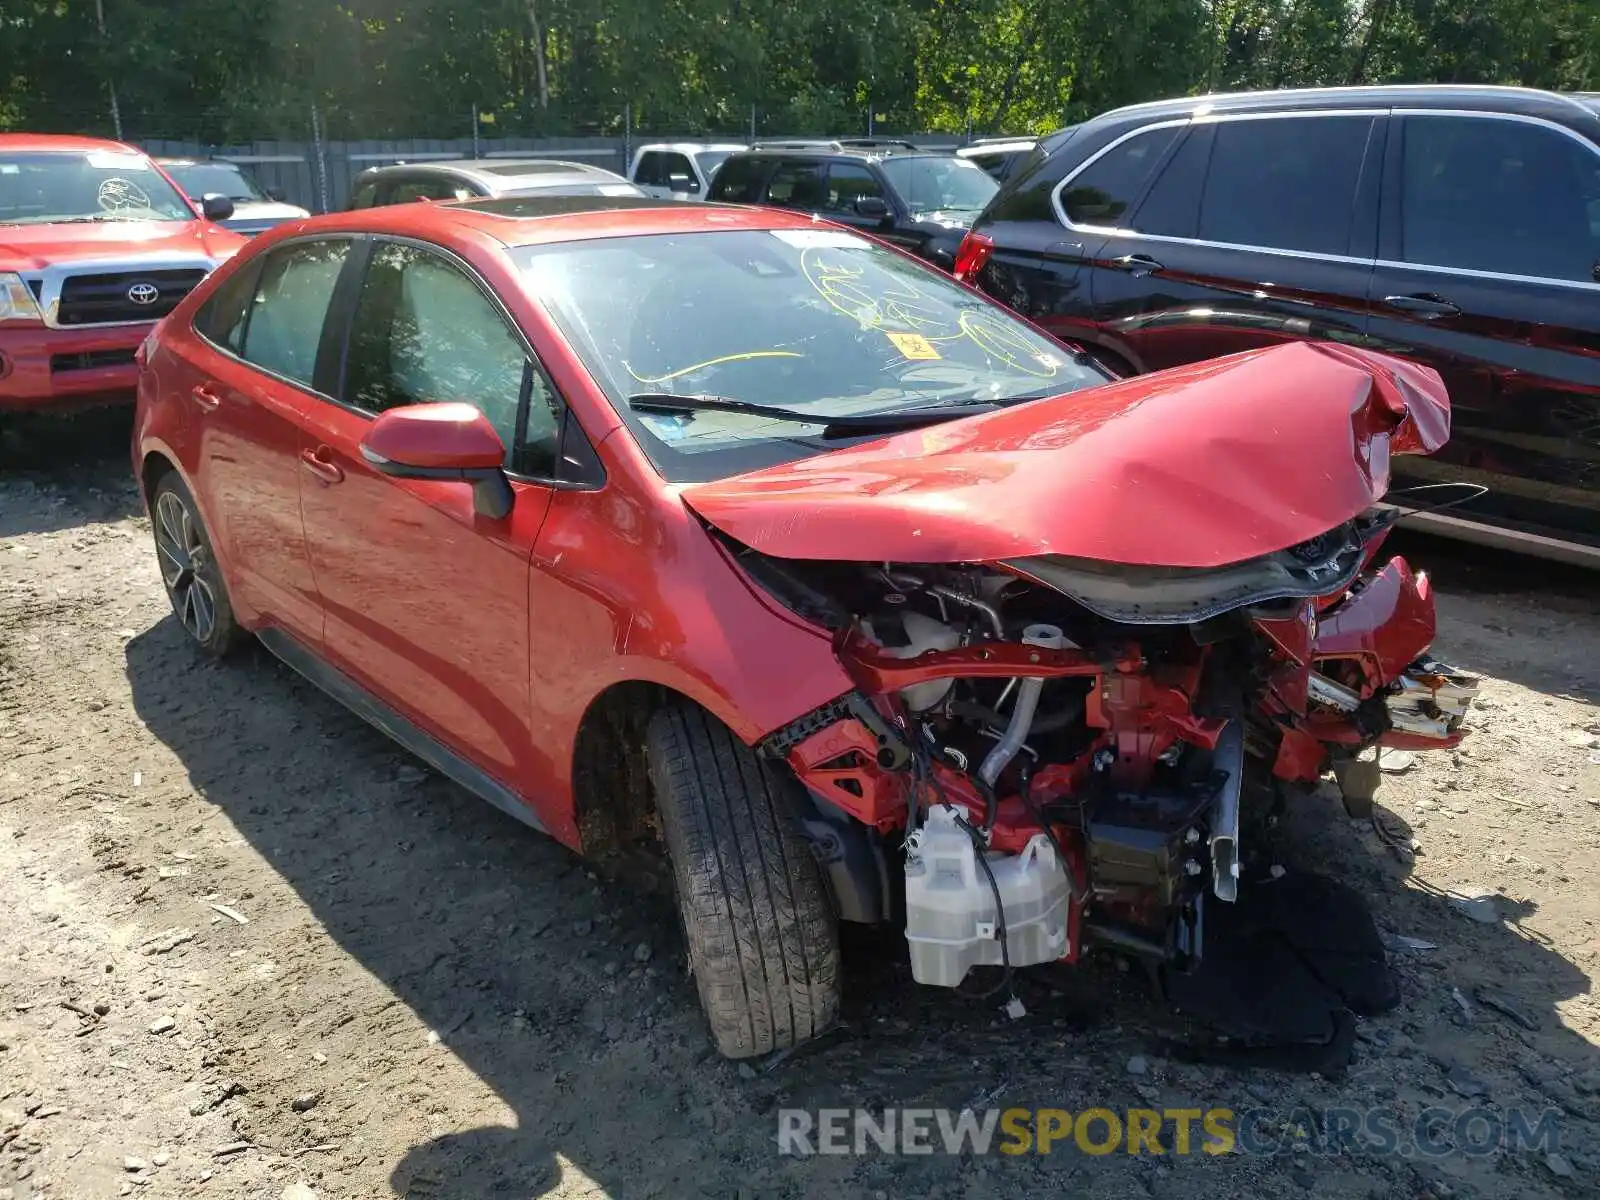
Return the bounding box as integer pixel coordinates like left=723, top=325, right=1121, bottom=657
left=0, top=409, right=143, bottom=538
left=125, top=616, right=1599, bottom=1199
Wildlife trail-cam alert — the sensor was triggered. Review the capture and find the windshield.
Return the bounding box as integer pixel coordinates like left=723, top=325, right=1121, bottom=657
left=163, top=161, right=265, bottom=202
left=879, top=156, right=999, bottom=215
left=0, top=150, right=195, bottom=224
left=517, top=227, right=1105, bottom=482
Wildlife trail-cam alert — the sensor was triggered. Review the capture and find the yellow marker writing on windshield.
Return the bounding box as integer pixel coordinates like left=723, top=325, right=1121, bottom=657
left=885, top=331, right=941, bottom=360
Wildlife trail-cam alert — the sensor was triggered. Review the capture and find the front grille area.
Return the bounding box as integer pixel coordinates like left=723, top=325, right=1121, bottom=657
left=56, top=269, right=207, bottom=326
left=50, top=347, right=138, bottom=373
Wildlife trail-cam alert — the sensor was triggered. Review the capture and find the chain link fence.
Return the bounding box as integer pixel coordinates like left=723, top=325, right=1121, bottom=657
left=16, top=101, right=1018, bottom=214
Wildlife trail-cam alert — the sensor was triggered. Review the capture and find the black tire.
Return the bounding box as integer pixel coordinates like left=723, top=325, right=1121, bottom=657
left=149, top=472, right=242, bottom=657
left=646, top=703, right=840, bottom=1059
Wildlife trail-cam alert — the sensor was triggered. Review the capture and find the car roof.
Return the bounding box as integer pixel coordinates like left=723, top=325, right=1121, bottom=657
left=726, top=146, right=954, bottom=164
left=271, top=195, right=859, bottom=250
left=0, top=132, right=145, bottom=155
left=1090, top=83, right=1598, bottom=125
left=356, top=158, right=620, bottom=182
left=957, top=140, right=1036, bottom=155
left=156, top=157, right=242, bottom=168
left=636, top=142, right=746, bottom=154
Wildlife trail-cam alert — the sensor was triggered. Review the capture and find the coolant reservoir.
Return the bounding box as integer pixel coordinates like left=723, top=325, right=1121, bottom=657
left=879, top=611, right=962, bottom=712
left=903, top=805, right=1072, bottom=987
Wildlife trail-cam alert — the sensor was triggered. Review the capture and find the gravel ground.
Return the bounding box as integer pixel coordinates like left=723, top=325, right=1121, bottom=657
left=1, top=414, right=1597, bottom=1200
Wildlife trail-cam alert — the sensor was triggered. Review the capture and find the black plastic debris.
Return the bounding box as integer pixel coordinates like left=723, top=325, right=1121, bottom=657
left=1158, top=871, right=1397, bottom=1078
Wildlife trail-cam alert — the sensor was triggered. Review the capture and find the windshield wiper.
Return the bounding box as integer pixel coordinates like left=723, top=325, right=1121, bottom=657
left=627, top=392, right=1002, bottom=436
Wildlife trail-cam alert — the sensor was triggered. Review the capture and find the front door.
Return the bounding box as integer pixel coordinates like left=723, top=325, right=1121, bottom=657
left=1368, top=111, right=1600, bottom=545
left=297, top=238, right=561, bottom=789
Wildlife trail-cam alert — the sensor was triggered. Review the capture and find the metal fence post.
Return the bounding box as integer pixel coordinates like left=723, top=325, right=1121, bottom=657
left=622, top=103, right=632, bottom=173
left=310, top=105, right=330, bottom=214
left=749, top=102, right=757, bottom=142
left=471, top=104, right=481, bottom=159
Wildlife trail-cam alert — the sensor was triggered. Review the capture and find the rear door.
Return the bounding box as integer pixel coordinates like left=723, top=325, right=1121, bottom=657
left=1368, top=110, right=1600, bottom=546
left=1084, top=110, right=1384, bottom=374
left=186, top=237, right=352, bottom=641
left=296, top=237, right=562, bottom=788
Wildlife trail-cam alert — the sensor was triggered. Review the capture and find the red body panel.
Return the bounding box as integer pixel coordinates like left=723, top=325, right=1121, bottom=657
left=0, top=134, right=245, bottom=412
left=132, top=200, right=1466, bottom=866
left=679, top=342, right=1449, bottom=568
left=362, top=403, right=508, bottom=470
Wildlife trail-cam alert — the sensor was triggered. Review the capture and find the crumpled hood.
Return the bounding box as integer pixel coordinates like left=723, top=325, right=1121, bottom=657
left=681, top=342, right=1450, bottom=569
left=0, top=219, right=245, bottom=271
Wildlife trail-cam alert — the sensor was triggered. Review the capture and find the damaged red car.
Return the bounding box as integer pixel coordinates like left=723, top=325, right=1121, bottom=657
left=132, top=196, right=1478, bottom=1059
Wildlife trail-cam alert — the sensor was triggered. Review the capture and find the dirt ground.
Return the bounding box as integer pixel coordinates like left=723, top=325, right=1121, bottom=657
left=1, top=414, right=1598, bottom=1200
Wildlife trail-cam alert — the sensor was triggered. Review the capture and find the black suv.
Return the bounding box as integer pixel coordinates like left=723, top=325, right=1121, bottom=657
left=958, top=85, right=1600, bottom=565
left=709, top=142, right=999, bottom=270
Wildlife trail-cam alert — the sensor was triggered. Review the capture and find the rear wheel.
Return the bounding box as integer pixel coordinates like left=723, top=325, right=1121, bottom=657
left=646, top=703, right=840, bottom=1059
left=150, top=472, right=241, bottom=657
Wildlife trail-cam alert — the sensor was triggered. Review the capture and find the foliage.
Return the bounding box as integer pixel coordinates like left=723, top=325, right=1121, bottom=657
left=0, top=0, right=1596, bottom=141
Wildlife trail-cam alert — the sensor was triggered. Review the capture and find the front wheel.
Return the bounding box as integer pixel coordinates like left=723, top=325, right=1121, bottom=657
left=646, top=703, right=841, bottom=1059
left=149, top=472, right=241, bottom=657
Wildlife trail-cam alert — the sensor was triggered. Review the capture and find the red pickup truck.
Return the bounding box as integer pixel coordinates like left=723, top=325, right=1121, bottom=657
left=1, top=133, right=249, bottom=414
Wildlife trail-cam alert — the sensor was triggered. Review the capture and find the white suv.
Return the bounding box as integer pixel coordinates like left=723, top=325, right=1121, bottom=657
left=627, top=143, right=746, bottom=200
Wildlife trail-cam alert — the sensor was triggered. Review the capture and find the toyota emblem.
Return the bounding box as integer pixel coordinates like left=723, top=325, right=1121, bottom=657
left=127, top=282, right=160, bottom=306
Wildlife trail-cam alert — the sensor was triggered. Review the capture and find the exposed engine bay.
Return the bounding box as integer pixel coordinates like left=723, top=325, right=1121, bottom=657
left=737, top=509, right=1480, bottom=990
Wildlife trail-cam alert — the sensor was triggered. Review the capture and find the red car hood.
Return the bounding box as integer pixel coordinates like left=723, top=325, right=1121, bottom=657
left=0, top=219, right=244, bottom=271
left=680, top=342, right=1450, bottom=569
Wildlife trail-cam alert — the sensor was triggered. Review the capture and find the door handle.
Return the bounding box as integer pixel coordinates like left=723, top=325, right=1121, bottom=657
left=1382, top=293, right=1461, bottom=319
left=299, top=446, right=345, bottom=486
left=190, top=383, right=222, bottom=412
left=1110, top=254, right=1163, bottom=277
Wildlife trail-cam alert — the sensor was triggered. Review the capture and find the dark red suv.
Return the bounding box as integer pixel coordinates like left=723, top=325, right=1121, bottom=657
left=133, top=195, right=1476, bottom=1059
left=956, top=84, right=1600, bottom=567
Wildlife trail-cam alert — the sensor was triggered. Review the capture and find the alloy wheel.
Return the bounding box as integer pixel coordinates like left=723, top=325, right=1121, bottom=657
left=153, top=490, right=217, bottom=643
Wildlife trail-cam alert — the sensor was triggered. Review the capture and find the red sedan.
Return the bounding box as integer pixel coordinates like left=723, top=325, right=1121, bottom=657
left=133, top=196, right=1476, bottom=1059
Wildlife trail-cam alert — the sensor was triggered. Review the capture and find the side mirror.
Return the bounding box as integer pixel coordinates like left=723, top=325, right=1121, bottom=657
left=668, top=173, right=696, bottom=194
left=359, top=403, right=514, bottom=519
left=266, top=186, right=287, bottom=202
left=853, top=195, right=890, bottom=219
left=200, top=193, right=235, bottom=222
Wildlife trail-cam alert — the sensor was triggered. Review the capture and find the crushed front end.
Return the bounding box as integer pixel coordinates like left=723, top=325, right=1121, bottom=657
left=744, top=512, right=1478, bottom=988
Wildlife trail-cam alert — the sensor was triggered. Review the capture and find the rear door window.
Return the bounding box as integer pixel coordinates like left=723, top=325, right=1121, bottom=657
left=708, top=156, right=767, bottom=202
left=823, top=162, right=887, bottom=215
left=389, top=174, right=471, bottom=203
left=1397, top=114, right=1600, bottom=283
left=1129, top=126, right=1213, bottom=239
left=238, top=240, right=350, bottom=387
left=1058, top=126, right=1181, bottom=228
left=763, top=160, right=827, bottom=209
left=1196, top=115, right=1373, bottom=255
